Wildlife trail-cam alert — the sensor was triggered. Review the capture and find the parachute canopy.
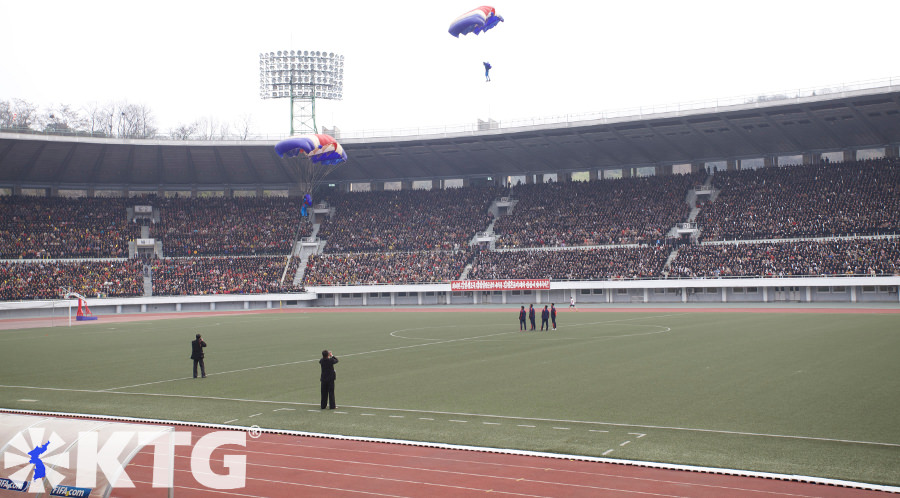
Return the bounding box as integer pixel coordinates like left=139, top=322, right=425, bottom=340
left=274, top=134, right=347, bottom=166
left=449, top=6, right=504, bottom=38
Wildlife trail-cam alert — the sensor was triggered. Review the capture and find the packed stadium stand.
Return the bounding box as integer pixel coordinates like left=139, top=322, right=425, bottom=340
left=668, top=238, right=900, bottom=278
left=696, top=158, right=900, bottom=241
left=2, top=157, right=898, bottom=301
left=0, top=260, right=143, bottom=301
left=0, top=196, right=138, bottom=259
left=2, top=86, right=899, bottom=306
left=315, top=187, right=498, bottom=253
left=150, top=256, right=295, bottom=296
left=492, top=172, right=703, bottom=248
left=468, top=245, right=673, bottom=281
left=155, top=196, right=310, bottom=257
left=303, top=250, right=473, bottom=286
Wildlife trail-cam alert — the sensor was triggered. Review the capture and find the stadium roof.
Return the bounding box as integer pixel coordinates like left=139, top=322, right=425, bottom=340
left=1, top=85, right=899, bottom=189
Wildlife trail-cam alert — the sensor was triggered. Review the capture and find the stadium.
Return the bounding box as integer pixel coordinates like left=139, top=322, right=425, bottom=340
left=2, top=5, right=900, bottom=497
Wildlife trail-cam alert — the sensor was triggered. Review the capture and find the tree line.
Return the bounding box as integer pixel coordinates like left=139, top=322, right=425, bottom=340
left=0, top=98, right=254, bottom=140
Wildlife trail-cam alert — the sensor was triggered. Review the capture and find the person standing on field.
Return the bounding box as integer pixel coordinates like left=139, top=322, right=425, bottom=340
left=191, top=333, right=207, bottom=378
left=320, top=349, right=339, bottom=409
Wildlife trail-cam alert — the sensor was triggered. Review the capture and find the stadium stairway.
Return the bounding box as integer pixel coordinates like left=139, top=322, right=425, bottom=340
left=662, top=248, right=680, bottom=275
left=143, top=271, right=152, bottom=297
left=459, top=263, right=473, bottom=280
left=668, top=172, right=716, bottom=238
left=292, top=224, right=325, bottom=286
left=470, top=219, right=497, bottom=250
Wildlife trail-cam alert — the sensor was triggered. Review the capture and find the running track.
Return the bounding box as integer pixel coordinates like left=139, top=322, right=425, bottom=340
left=3, top=307, right=899, bottom=497
left=111, top=425, right=895, bottom=497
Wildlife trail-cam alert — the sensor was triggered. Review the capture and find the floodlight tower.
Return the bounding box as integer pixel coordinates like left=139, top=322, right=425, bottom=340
left=259, top=50, right=344, bottom=136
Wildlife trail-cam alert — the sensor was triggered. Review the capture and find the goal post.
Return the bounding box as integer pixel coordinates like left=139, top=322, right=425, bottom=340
left=60, top=288, right=98, bottom=323
left=0, top=298, right=76, bottom=327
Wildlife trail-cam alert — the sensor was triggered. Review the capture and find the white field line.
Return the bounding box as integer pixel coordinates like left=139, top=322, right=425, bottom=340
left=1, top=383, right=898, bottom=449
left=6, top=406, right=900, bottom=495
left=100, top=329, right=523, bottom=391
left=104, top=314, right=679, bottom=391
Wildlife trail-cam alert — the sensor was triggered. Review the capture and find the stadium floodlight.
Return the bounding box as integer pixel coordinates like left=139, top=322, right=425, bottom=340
left=259, top=50, right=344, bottom=135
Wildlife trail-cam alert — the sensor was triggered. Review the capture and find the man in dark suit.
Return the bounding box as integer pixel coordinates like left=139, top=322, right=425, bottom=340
left=320, top=349, right=339, bottom=409
left=528, top=304, right=536, bottom=331
left=541, top=305, right=550, bottom=330
left=518, top=306, right=527, bottom=331
left=191, top=333, right=207, bottom=378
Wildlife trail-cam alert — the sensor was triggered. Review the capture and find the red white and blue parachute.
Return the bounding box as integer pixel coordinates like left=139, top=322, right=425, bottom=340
left=275, top=134, right=347, bottom=200
left=448, top=6, right=504, bottom=38
left=275, top=134, right=347, bottom=166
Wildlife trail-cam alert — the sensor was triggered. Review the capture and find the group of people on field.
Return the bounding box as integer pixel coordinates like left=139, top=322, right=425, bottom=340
left=518, top=297, right=577, bottom=331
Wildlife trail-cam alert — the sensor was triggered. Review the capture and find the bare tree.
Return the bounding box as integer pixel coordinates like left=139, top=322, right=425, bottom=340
left=193, top=116, right=219, bottom=140
left=170, top=123, right=198, bottom=140
left=43, top=103, right=86, bottom=134
left=6, top=99, right=40, bottom=130
left=216, top=121, right=232, bottom=140
left=1, top=95, right=240, bottom=140
left=82, top=102, right=108, bottom=136
left=234, top=113, right=253, bottom=140
left=97, top=102, right=121, bottom=138
left=120, top=103, right=150, bottom=139
left=134, top=103, right=157, bottom=138
left=0, top=100, right=12, bottom=128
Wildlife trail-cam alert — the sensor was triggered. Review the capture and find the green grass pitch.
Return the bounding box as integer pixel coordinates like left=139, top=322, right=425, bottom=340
left=1, top=309, right=899, bottom=486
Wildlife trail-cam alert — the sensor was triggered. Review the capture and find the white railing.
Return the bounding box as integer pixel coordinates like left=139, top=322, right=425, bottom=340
left=3, top=77, right=898, bottom=143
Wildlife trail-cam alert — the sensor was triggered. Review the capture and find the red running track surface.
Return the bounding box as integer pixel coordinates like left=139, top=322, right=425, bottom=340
left=109, top=426, right=895, bottom=498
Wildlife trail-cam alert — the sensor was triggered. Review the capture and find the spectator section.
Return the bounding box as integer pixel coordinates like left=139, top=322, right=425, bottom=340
left=469, top=246, right=672, bottom=280
left=668, top=238, right=900, bottom=278
left=493, top=173, right=702, bottom=249
left=0, top=196, right=137, bottom=259
left=697, top=158, right=900, bottom=241
left=0, top=260, right=143, bottom=300
left=316, top=187, right=498, bottom=253
left=150, top=256, right=295, bottom=296
left=155, top=197, right=310, bottom=256
left=302, top=250, right=473, bottom=285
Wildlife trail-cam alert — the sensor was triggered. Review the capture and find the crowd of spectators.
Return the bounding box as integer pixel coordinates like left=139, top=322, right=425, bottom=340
left=0, top=260, right=143, bottom=301
left=469, top=245, right=672, bottom=280
left=668, top=238, right=900, bottom=278
left=0, top=195, right=312, bottom=260
left=316, top=187, right=498, bottom=253
left=2, top=158, right=900, bottom=295
left=697, top=158, right=900, bottom=241
left=155, top=197, right=310, bottom=256
left=0, top=196, right=137, bottom=259
left=493, top=172, right=703, bottom=248
left=150, top=256, right=296, bottom=296
left=283, top=254, right=304, bottom=289
left=302, top=250, right=473, bottom=285
left=4, top=237, right=896, bottom=299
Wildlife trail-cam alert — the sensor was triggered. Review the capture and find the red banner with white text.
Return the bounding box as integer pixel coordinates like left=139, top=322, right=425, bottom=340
left=451, top=279, right=551, bottom=291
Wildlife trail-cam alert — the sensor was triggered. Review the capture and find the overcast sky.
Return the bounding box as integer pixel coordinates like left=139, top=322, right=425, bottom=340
left=2, top=1, right=898, bottom=138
